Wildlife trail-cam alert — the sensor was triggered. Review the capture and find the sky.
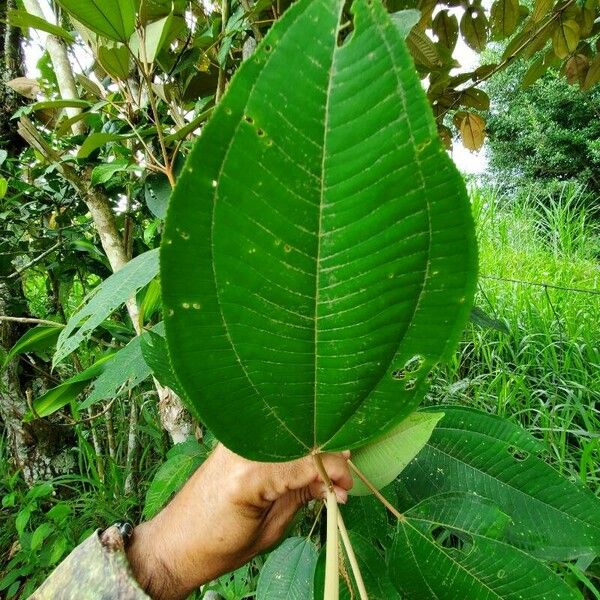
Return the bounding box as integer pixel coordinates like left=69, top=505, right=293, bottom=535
left=23, top=2, right=488, bottom=175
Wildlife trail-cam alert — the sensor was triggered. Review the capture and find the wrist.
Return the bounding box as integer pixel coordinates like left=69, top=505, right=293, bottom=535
left=127, top=519, right=185, bottom=600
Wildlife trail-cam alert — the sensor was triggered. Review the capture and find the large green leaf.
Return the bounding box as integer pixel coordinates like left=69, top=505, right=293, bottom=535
left=161, top=0, right=477, bottom=460
left=256, top=537, right=318, bottom=600
left=55, top=0, right=136, bottom=42
left=390, top=492, right=580, bottom=599
left=396, top=406, right=600, bottom=560
left=54, top=249, right=159, bottom=366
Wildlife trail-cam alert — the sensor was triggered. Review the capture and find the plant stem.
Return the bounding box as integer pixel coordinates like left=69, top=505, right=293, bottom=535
left=0, top=315, right=63, bottom=327
left=348, top=460, right=405, bottom=522
left=337, top=511, right=368, bottom=600
left=216, top=0, right=230, bottom=103
left=314, top=453, right=339, bottom=600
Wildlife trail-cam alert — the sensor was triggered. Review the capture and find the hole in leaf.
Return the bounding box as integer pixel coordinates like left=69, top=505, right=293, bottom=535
left=405, top=378, right=417, bottom=390
left=265, top=44, right=272, bottom=52
left=404, top=354, right=425, bottom=373
left=244, top=115, right=254, bottom=125
left=507, top=446, right=529, bottom=462
left=430, top=526, right=474, bottom=555
left=392, top=369, right=406, bottom=380
left=257, top=128, right=265, bottom=137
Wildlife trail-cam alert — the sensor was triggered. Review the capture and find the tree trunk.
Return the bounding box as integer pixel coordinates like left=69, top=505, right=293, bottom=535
left=0, top=0, right=26, bottom=150
left=0, top=283, right=73, bottom=484
left=20, top=0, right=85, bottom=133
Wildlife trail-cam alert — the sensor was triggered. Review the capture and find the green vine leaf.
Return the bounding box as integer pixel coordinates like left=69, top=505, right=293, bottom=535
left=161, top=0, right=477, bottom=460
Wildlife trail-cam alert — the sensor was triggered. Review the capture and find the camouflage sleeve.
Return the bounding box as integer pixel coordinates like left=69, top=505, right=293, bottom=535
left=29, top=526, right=149, bottom=600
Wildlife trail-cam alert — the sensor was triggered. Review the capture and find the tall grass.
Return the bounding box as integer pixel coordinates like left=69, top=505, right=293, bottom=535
left=431, top=183, right=600, bottom=493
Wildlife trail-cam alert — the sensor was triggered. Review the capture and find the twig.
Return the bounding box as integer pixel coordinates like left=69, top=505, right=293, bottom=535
left=216, top=0, right=230, bottom=103
left=60, top=396, right=118, bottom=425
left=8, top=242, right=61, bottom=279
left=337, top=512, right=368, bottom=600
left=348, top=460, right=405, bottom=522
left=0, top=315, right=64, bottom=327
left=307, top=501, right=325, bottom=539
left=240, top=0, right=263, bottom=41
left=464, top=0, right=578, bottom=91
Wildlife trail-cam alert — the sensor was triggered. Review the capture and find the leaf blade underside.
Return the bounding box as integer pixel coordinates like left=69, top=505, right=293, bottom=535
left=161, top=0, right=477, bottom=460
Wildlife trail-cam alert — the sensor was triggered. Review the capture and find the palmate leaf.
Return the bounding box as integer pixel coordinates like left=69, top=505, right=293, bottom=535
left=396, top=407, right=600, bottom=561
left=161, top=0, right=477, bottom=460
left=390, top=492, right=580, bottom=599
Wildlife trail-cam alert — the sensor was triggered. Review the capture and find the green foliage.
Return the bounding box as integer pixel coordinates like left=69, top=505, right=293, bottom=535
left=8, top=9, right=75, bottom=43
left=2, top=325, right=62, bottom=369
left=314, top=532, right=400, bottom=599
left=485, top=64, right=600, bottom=196
left=0, top=479, right=76, bottom=599
left=162, top=0, right=477, bottom=460
left=30, top=353, right=116, bottom=419
left=81, top=323, right=164, bottom=410
left=2, top=0, right=599, bottom=596
left=397, top=407, right=600, bottom=560
left=391, top=493, right=580, bottom=599
left=143, top=438, right=207, bottom=519
left=256, top=537, right=318, bottom=600
left=55, top=0, right=136, bottom=42
left=54, top=249, right=159, bottom=366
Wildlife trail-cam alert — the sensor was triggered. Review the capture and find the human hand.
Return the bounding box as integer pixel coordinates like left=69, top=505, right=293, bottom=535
left=127, top=443, right=352, bottom=600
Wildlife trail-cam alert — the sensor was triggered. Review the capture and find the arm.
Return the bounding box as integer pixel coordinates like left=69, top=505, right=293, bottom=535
left=127, top=444, right=352, bottom=600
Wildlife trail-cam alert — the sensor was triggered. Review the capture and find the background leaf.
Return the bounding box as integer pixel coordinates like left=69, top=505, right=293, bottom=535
left=256, top=537, right=318, bottom=600
left=55, top=0, right=136, bottom=42
left=79, top=323, right=165, bottom=410
left=54, top=249, right=159, bottom=366
left=143, top=438, right=207, bottom=518
left=2, top=325, right=62, bottom=369
left=390, top=492, right=581, bottom=599
left=350, top=411, right=444, bottom=495
left=396, top=406, right=600, bottom=560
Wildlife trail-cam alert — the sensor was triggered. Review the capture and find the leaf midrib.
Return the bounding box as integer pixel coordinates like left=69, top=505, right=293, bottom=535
left=313, top=5, right=345, bottom=449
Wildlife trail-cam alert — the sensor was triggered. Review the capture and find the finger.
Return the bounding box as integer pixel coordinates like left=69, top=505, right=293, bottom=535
left=307, top=482, right=349, bottom=504
left=316, top=453, right=353, bottom=491
left=271, top=452, right=352, bottom=497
